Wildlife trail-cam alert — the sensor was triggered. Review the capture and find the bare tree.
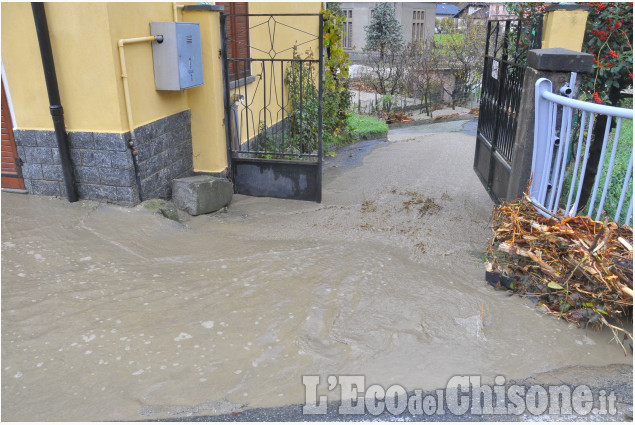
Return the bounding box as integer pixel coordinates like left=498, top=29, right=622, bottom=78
left=364, top=47, right=406, bottom=100
left=404, top=40, right=441, bottom=117
left=435, top=16, right=486, bottom=109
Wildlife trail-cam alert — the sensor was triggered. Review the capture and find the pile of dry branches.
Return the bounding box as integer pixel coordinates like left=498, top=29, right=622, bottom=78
left=486, top=196, right=633, bottom=354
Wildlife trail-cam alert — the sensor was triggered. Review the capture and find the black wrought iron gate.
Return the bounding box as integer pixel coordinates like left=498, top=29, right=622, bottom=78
left=474, top=19, right=541, bottom=203
left=221, top=13, right=323, bottom=202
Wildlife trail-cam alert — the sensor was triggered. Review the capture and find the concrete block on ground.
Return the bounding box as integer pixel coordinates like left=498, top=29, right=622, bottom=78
left=172, top=175, right=233, bottom=216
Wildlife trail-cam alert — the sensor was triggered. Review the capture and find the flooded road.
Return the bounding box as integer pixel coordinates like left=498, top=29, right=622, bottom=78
left=2, top=123, right=631, bottom=420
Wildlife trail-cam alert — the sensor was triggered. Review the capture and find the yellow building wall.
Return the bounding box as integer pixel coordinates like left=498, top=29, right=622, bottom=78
left=1, top=2, right=190, bottom=133
left=183, top=8, right=227, bottom=172
left=105, top=2, right=190, bottom=130
left=1, top=2, right=322, bottom=174
left=541, top=8, right=589, bottom=52
left=1, top=2, right=53, bottom=130
left=1, top=2, right=124, bottom=131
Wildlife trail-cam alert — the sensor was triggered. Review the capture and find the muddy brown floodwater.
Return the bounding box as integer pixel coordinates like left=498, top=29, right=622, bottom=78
left=2, top=125, right=631, bottom=421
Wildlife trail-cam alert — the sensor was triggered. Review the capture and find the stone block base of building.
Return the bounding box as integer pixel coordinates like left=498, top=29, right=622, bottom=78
left=13, top=110, right=194, bottom=205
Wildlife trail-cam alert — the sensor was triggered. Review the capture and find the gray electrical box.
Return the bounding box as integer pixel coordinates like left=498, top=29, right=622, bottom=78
left=150, top=22, right=204, bottom=90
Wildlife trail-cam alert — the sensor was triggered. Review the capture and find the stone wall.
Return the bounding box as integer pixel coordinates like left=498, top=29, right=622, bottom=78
left=13, top=110, right=194, bottom=205
left=134, top=110, right=194, bottom=200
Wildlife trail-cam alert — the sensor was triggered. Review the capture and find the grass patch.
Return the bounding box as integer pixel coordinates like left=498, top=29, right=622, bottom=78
left=322, top=114, right=387, bottom=153
left=594, top=117, right=633, bottom=220
left=253, top=114, right=389, bottom=158
left=347, top=113, right=388, bottom=140
left=141, top=199, right=180, bottom=222
left=434, top=33, right=465, bottom=44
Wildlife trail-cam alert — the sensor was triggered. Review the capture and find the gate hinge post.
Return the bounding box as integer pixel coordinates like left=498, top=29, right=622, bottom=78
left=505, top=48, right=593, bottom=202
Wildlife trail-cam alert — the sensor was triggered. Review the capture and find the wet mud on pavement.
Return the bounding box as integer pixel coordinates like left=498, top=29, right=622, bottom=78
left=2, top=121, right=632, bottom=421
left=157, top=365, right=633, bottom=422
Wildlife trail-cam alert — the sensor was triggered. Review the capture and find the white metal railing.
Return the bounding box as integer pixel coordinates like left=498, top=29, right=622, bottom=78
left=530, top=77, right=633, bottom=226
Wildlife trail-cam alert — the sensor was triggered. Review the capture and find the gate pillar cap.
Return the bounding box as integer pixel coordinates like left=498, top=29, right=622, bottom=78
left=183, top=5, right=224, bottom=12
left=545, top=4, right=590, bottom=12
left=527, top=48, right=593, bottom=73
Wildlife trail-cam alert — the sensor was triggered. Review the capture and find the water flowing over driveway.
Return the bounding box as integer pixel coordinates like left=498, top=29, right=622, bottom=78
left=2, top=121, right=631, bottom=421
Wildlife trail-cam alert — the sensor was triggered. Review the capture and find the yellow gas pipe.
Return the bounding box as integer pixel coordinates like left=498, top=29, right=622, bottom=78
left=173, top=3, right=184, bottom=22
left=117, top=35, right=161, bottom=153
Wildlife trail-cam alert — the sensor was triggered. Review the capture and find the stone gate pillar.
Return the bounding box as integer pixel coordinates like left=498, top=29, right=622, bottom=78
left=506, top=48, right=593, bottom=200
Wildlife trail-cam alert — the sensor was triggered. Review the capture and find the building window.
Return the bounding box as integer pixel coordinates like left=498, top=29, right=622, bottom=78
left=342, top=9, right=353, bottom=49
left=218, top=2, right=251, bottom=81
left=412, top=10, right=425, bottom=42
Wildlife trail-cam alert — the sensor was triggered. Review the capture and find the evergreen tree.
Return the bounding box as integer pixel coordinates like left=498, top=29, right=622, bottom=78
left=364, top=3, right=404, bottom=59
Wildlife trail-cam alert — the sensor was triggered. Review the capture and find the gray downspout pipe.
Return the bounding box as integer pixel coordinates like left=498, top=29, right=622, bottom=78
left=31, top=2, right=78, bottom=202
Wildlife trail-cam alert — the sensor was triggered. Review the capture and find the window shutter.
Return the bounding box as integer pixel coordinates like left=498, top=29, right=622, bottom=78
left=219, top=2, right=251, bottom=81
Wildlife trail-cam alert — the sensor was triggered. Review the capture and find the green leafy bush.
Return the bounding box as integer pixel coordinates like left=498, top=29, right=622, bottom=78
left=323, top=7, right=353, bottom=147
left=284, top=46, right=320, bottom=155
left=281, top=8, right=354, bottom=156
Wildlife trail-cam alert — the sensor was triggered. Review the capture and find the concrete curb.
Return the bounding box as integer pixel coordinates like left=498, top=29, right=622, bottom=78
left=387, top=112, right=478, bottom=130
left=357, top=130, right=388, bottom=141
left=325, top=130, right=388, bottom=153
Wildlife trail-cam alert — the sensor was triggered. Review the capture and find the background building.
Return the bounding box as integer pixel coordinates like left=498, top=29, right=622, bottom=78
left=454, top=2, right=517, bottom=21
left=435, top=3, right=460, bottom=33
left=487, top=3, right=516, bottom=20
left=454, top=2, right=489, bottom=20
left=339, top=2, right=436, bottom=62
